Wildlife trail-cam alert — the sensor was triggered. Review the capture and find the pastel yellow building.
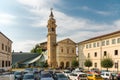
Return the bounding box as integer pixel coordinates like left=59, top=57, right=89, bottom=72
left=0, top=32, right=12, bottom=70
left=78, top=30, right=120, bottom=71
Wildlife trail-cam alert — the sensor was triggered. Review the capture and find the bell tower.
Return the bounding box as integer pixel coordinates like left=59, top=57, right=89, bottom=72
left=47, top=8, right=57, bottom=68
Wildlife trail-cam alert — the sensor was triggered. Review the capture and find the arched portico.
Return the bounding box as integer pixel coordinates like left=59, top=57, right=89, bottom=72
left=60, top=62, right=64, bottom=69
left=66, top=61, right=70, bottom=68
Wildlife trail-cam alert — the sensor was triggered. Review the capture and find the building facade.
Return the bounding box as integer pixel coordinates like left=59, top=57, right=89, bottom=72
left=56, top=38, right=76, bottom=68
left=0, top=32, right=12, bottom=70
left=78, top=30, right=120, bottom=71
left=46, top=9, right=76, bottom=68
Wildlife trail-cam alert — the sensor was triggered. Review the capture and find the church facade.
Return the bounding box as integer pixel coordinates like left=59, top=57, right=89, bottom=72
left=46, top=9, right=76, bottom=68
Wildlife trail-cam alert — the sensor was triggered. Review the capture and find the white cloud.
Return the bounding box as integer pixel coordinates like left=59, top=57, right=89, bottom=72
left=0, top=12, right=15, bottom=25
left=12, top=39, right=46, bottom=52
left=14, top=0, right=120, bottom=52
left=80, top=6, right=111, bottom=16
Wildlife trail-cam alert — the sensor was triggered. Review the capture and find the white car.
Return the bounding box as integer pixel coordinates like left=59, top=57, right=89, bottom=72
left=68, top=72, right=88, bottom=80
left=101, top=71, right=112, bottom=80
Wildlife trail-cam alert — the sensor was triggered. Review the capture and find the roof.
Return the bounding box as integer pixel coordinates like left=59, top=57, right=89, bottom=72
left=57, top=38, right=76, bottom=44
left=0, top=32, right=13, bottom=43
left=78, top=30, right=120, bottom=44
left=12, top=52, right=40, bottom=65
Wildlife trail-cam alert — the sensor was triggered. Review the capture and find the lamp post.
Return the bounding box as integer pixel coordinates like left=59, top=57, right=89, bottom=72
left=117, top=60, right=119, bottom=73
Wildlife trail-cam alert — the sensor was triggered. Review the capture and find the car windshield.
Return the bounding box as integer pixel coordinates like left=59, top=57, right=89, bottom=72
left=24, top=74, right=34, bottom=79
left=79, top=74, right=87, bottom=77
left=64, top=71, right=71, bottom=73
left=41, top=73, right=52, bottom=78
left=95, top=74, right=102, bottom=78
left=70, top=73, right=77, bottom=76
left=57, top=74, right=67, bottom=78
left=14, top=72, right=21, bottom=75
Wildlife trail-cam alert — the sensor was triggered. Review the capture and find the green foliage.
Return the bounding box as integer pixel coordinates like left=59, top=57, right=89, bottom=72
left=84, top=59, right=92, bottom=70
left=40, top=61, right=48, bottom=68
left=30, top=44, right=42, bottom=54
left=72, top=59, right=79, bottom=67
left=101, top=57, right=113, bottom=71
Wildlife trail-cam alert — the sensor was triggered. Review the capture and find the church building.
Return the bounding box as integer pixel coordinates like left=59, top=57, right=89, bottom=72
left=46, top=9, right=76, bottom=68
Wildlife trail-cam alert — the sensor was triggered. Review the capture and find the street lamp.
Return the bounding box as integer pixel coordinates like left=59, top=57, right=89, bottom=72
left=117, top=60, right=119, bottom=73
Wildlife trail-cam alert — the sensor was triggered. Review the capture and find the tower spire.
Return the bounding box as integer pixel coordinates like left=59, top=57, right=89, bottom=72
left=49, top=8, right=54, bottom=18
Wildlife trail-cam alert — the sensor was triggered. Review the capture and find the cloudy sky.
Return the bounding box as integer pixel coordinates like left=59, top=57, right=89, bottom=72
left=0, top=0, right=120, bottom=52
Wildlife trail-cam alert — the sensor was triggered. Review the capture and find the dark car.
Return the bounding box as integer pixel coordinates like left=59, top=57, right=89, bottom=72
left=54, top=73, right=69, bottom=80
left=14, top=71, right=23, bottom=80
left=40, top=71, right=54, bottom=80
left=0, top=69, right=5, bottom=74
left=23, top=73, right=35, bottom=80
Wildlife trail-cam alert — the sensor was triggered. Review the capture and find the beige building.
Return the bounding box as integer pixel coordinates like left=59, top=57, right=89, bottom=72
left=78, top=30, right=120, bottom=71
left=0, top=32, right=12, bottom=70
left=46, top=9, right=76, bottom=68
left=56, top=38, right=76, bottom=68
left=47, top=9, right=57, bottom=68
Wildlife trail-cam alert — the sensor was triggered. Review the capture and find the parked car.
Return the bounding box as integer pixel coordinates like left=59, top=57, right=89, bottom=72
left=69, top=72, right=88, bottom=80
left=24, top=68, right=33, bottom=73
left=63, top=70, right=71, bottom=77
left=23, top=73, right=35, bottom=80
left=14, top=71, right=23, bottom=80
left=54, top=73, right=69, bottom=80
left=117, top=73, right=120, bottom=80
left=40, top=71, right=54, bottom=80
left=87, top=73, right=103, bottom=80
left=101, top=71, right=113, bottom=80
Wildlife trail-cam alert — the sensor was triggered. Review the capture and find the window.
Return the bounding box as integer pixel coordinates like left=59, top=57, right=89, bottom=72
left=61, top=48, right=63, bottom=53
left=89, top=44, right=91, bottom=48
left=104, top=51, right=107, bottom=56
left=106, top=40, right=109, bottom=45
left=67, top=48, right=69, bottom=54
left=94, top=52, right=97, bottom=57
left=117, top=38, right=120, bottom=43
left=94, top=63, right=97, bottom=67
left=5, top=45, right=7, bottom=51
left=93, top=43, right=96, bottom=47
left=88, top=53, right=90, bottom=58
left=115, top=62, right=118, bottom=68
left=72, top=49, right=74, bottom=53
left=114, top=50, right=118, bottom=55
left=8, top=47, right=11, bottom=52
left=86, top=44, right=88, bottom=49
left=112, top=39, right=116, bottom=44
left=2, top=61, right=4, bottom=67
left=9, top=61, right=10, bottom=66
left=102, top=41, right=105, bottom=46
left=97, top=42, right=99, bottom=47
left=2, top=43, right=4, bottom=50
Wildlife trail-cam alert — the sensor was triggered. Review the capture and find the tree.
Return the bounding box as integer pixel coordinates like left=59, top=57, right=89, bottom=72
left=40, top=61, right=48, bottom=68
left=84, top=59, right=92, bottom=70
left=72, top=59, right=79, bottom=68
left=101, top=57, right=113, bottom=71
left=30, top=44, right=42, bottom=54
